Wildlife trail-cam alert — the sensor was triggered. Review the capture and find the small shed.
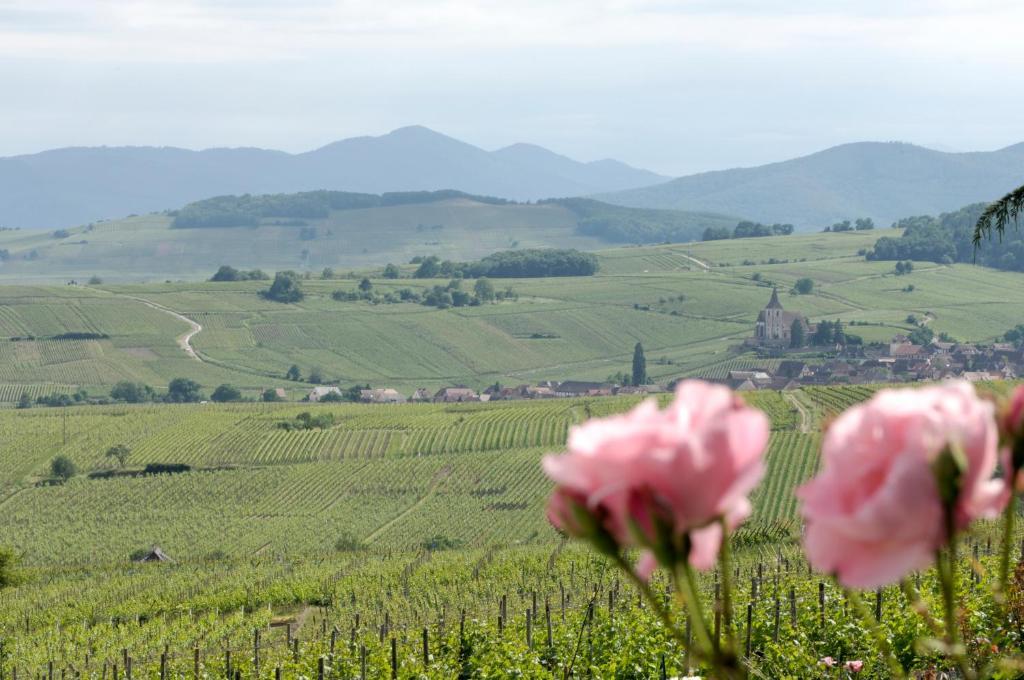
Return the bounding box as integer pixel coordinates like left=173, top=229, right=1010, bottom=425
left=136, top=545, right=175, bottom=563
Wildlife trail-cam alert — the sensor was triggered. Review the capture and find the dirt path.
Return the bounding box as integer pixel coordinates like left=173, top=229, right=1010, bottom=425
left=784, top=392, right=813, bottom=433
left=124, top=296, right=203, bottom=361
left=679, top=252, right=711, bottom=271
left=363, top=466, right=452, bottom=544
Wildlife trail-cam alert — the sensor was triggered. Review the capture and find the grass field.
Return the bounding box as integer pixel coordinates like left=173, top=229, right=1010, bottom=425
left=1, top=228, right=1023, bottom=401
left=0, top=200, right=619, bottom=284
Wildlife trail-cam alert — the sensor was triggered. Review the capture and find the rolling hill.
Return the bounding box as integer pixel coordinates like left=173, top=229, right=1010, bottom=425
left=0, top=126, right=667, bottom=229
left=600, top=141, right=1024, bottom=230
left=0, top=192, right=737, bottom=283
left=3, top=227, right=1024, bottom=401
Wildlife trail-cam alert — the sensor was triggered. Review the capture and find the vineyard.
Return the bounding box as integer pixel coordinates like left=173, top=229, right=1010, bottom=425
left=0, top=381, right=1008, bottom=676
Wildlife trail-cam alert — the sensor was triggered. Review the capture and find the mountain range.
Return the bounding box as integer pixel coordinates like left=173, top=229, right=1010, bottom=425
left=0, top=126, right=667, bottom=229
left=600, top=141, right=1024, bottom=229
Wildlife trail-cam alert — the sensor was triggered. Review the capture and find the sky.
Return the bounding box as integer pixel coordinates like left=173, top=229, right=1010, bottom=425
left=1, top=0, right=1023, bottom=176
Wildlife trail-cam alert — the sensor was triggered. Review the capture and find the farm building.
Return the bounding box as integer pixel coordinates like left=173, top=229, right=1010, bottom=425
left=307, top=386, right=342, bottom=402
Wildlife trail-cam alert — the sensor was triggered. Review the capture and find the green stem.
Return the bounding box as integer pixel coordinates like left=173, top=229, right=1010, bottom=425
left=677, top=562, right=746, bottom=679
left=719, top=517, right=735, bottom=652
left=844, top=588, right=905, bottom=680
left=937, top=520, right=975, bottom=680
left=611, top=553, right=704, bottom=663
left=672, top=561, right=716, bottom=659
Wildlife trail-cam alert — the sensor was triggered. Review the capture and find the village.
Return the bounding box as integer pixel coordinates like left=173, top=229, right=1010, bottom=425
left=299, top=289, right=1022, bottom=404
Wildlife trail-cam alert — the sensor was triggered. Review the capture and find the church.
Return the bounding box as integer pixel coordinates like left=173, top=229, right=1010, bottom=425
left=754, top=288, right=810, bottom=347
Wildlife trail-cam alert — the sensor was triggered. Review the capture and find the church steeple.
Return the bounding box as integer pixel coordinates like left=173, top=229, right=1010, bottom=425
left=766, top=287, right=783, bottom=310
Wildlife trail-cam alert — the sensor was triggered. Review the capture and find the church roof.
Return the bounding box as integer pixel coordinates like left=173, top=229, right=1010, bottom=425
left=766, top=288, right=783, bottom=309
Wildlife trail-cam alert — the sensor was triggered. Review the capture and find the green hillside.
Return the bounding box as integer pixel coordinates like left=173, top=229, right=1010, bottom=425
left=3, top=227, right=1024, bottom=400
left=0, top=193, right=738, bottom=284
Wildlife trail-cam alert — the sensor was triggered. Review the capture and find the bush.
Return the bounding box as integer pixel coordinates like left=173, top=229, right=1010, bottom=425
left=111, top=381, right=155, bottom=403
left=794, top=278, right=814, bottom=295
left=50, top=455, right=77, bottom=481
left=210, top=384, right=243, bottom=402
left=260, top=271, right=305, bottom=303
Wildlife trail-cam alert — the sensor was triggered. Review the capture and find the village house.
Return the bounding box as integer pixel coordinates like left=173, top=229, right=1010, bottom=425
left=359, top=388, right=406, bottom=404
left=409, top=388, right=432, bottom=402
left=433, top=386, right=480, bottom=403
left=554, top=381, right=615, bottom=397
left=307, top=386, right=342, bottom=402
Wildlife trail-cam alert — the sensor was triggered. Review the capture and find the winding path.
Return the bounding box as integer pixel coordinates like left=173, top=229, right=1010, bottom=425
left=784, top=392, right=813, bottom=434
left=124, top=296, right=203, bottom=361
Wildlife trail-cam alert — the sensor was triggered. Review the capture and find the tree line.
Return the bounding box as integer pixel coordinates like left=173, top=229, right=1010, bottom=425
left=171, top=190, right=510, bottom=228
left=543, top=197, right=728, bottom=244
left=867, top=202, right=1024, bottom=272
left=412, top=248, right=599, bottom=278
left=702, top=220, right=795, bottom=241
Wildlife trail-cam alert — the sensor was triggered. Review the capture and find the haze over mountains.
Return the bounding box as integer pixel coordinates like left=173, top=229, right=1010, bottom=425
left=0, top=126, right=667, bottom=229
left=601, top=142, right=1024, bottom=229
left=5, top=129, right=1024, bottom=233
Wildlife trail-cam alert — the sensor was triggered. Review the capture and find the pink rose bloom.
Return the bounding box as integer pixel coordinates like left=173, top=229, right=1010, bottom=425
left=819, top=656, right=835, bottom=668
left=798, top=381, right=1007, bottom=588
left=543, top=380, right=769, bottom=571
left=1000, top=385, right=1024, bottom=491
left=844, top=660, right=864, bottom=673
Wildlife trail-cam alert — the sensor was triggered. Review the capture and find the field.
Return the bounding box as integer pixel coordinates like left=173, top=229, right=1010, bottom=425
left=2, top=228, right=1024, bottom=402
left=0, top=201, right=619, bottom=284
left=0, top=383, right=1015, bottom=677
left=4, top=225, right=1024, bottom=675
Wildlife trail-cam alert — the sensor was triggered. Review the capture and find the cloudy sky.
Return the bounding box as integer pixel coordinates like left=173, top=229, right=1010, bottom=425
left=1, top=0, right=1023, bottom=175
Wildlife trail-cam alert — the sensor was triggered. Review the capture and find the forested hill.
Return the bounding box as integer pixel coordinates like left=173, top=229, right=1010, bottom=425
left=173, top=191, right=737, bottom=245
left=599, top=141, right=1024, bottom=230
left=0, top=126, right=667, bottom=229
left=0, top=192, right=737, bottom=282
left=867, top=202, right=1024, bottom=272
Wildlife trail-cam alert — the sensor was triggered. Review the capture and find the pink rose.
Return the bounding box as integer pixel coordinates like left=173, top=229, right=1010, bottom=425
left=543, top=380, right=769, bottom=571
left=1000, top=385, right=1024, bottom=491
left=844, top=660, right=863, bottom=673
left=798, top=381, right=1007, bottom=588
left=819, top=656, right=835, bottom=668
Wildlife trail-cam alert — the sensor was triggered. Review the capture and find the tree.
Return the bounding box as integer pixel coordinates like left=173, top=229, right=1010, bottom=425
left=414, top=256, right=442, bottom=278
left=261, top=388, right=284, bottom=402
left=855, top=218, right=875, bottom=231
left=210, top=384, right=242, bottom=402
left=307, top=367, right=325, bottom=384
left=166, top=378, right=203, bottom=403
left=261, top=271, right=304, bottom=303
left=474, top=277, right=495, bottom=302
left=631, top=342, right=647, bottom=386
left=106, top=444, right=131, bottom=468
left=702, top=226, right=731, bottom=241
left=974, top=183, right=1024, bottom=246
left=794, top=278, right=814, bottom=295
left=110, top=381, right=154, bottom=403
left=790, top=319, right=805, bottom=348
left=382, top=263, right=401, bottom=279
left=321, top=267, right=335, bottom=280
left=286, top=364, right=302, bottom=381
left=16, top=392, right=31, bottom=409
left=50, top=455, right=76, bottom=481
left=358, top=278, right=373, bottom=293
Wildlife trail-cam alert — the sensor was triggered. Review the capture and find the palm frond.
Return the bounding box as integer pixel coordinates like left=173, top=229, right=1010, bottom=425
left=974, top=183, right=1024, bottom=246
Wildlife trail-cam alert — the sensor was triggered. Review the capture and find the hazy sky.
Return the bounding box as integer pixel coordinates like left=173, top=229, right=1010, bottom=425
left=2, top=0, right=1023, bottom=176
